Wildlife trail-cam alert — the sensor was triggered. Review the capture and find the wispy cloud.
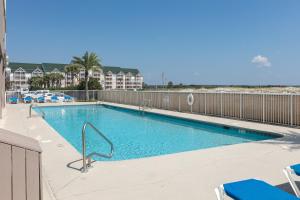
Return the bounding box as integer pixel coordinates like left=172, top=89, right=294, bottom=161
left=251, top=55, right=271, bottom=67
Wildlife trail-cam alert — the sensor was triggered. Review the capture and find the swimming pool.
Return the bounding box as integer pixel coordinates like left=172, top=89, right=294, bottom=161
left=35, top=105, right=280, bottom=161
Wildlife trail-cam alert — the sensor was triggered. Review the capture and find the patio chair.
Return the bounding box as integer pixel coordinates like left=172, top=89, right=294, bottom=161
left=9, top=96, right=18, bottom=104
left=215, top=178, right=299, bottom=200
left=37, top=96, right=45, bottom=103
left=51, top=95, right=59, bottom=103
left=23, top=96, right=33, bottom=104
left=284, top=164, right=300, bottom=197
left=64, top=95, right=73, bottom=102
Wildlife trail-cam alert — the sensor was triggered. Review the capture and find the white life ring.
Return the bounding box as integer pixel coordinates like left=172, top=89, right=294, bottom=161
left=187, top=93, right=194, bottom=106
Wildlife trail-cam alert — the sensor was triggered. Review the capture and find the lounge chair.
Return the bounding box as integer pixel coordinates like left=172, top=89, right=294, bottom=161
left=37, top=96, right=45, bottom=103
left=64, top=95, right=73, bottom=102
left=23, top=96, right=33, bottom=103
left=215, top=178, right=299, bottom=200
left=9, top=96, right=18, bottom=104
left=51, top=95, right=59, bottom=103
left=284, top=164, right=300, bottom=197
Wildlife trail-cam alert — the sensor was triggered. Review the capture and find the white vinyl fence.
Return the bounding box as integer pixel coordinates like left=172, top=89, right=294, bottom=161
left=98, top=90, right=300, bottom=127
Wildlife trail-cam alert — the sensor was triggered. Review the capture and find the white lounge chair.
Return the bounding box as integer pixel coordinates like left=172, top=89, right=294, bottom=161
left=284, top=164, right=300, bottom=197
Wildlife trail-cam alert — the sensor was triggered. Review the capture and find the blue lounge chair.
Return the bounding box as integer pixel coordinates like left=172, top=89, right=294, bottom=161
left=64, top=95, right=73, bottom=102
left=37, top=96, right=45, bottom=103
left=23, top=96, right=33, bottom=103
left=284, top=164, right=300, bottom=197
left=215, top=178, right=299, bottom=200
left=51, top=95, right=59, bottom=103
left=9, top=96, right=18, bottom=104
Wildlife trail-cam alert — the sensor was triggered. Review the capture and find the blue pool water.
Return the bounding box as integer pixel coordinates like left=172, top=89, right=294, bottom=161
left=35, top=105, right=279, bottom=161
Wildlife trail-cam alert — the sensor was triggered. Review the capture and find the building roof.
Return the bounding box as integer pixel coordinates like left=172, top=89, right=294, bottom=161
left=8, top=62, right=43, bottom=73
left=41, top=63, right=67, bottom=73
left=8, top=62, right=141, bottom=75
left=102, top=66, right=140, bottom=75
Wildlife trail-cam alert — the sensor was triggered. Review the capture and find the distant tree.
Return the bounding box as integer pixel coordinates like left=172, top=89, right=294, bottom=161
left=43, top=74, right=51, bottom=88
left=167, top=81, right=173, bottom=88
left=77, top=78, right=102, bottom=90
left=47, top=73, right=64, bottom=88
left=65, top=64, right=80, bottom=86
left=68, top=51, right=101, bottom=100
left=28, top=77, right=44, bottom=90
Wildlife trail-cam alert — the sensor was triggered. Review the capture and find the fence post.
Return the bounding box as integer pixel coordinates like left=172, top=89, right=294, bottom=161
left=262, top=94, right=265, bottom=123
left=204, top=93, right=207, bottom=115
left=239, top=93, right=242, bottom=119
left=290, top=94, right=293, bottom=126
left=191, top=93, right=193, bottom=113
left=220, top=93, right=223, bottom=116
left=178, top=95, right=181, bottom=112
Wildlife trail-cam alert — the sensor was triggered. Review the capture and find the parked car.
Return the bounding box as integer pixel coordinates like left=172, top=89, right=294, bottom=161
left=20, top=88, right=29, bottom=95
left=31, top=92, right=44, bottom=100
left=44, top=93, right=54, bottom=102
left=53, top=93, right=65, bottom=102
left=22, top=91, right=35, bottom=98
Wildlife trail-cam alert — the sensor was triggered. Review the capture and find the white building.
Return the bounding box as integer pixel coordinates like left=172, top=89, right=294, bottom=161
left=6, top=62, right=143, bottom=90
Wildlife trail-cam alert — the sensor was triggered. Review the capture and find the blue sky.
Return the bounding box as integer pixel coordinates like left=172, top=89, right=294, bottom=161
left=7, top=0, right=300, bottom=85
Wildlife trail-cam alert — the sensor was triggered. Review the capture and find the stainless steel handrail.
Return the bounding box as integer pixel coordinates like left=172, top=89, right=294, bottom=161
left=29, top=104, right=45, bottom=119
left=139, top=99, right=151, bottom=114
left=81, top=122, right=114, bottom=173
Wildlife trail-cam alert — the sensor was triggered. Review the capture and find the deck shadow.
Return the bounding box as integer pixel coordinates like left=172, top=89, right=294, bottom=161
left=276, top=181, right=300, bottom=195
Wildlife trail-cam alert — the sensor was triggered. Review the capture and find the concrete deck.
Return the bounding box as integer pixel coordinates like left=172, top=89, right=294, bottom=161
left=1, top=102, right=300, bottom=200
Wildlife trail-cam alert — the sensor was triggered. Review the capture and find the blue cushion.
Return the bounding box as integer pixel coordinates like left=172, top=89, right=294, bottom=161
left=223, top=179, right=299, bottom=200
left=9, top=97, right=18, bottom=103
left=291, top=164, right=300, bottom=176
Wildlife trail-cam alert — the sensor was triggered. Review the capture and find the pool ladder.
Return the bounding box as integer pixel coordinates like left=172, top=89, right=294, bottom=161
left=29, top=104, right=45, bottom=119
left=139, top=99, right=151, bottom=115
left=81, top=122, right=114, bottom=173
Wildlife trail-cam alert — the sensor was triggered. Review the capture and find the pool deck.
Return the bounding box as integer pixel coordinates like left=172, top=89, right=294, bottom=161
left=1, top=101, right=300, bottom=200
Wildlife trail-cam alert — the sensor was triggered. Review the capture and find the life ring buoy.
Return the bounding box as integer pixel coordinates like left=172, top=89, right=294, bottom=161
left=187, top=93, right=194, bottom=106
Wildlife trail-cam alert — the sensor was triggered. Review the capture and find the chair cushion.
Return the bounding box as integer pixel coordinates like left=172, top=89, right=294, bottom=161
left=291, top=164, right=300, bottom=176
left=223, top=179, right=299, bottom=200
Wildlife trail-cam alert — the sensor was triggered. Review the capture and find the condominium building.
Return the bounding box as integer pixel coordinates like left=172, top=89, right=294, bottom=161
left=6, top=62, right=143, bottom=90
left=0, top=0, right=6, bottom=118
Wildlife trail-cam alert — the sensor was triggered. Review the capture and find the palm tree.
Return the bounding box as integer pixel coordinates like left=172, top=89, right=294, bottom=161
left=54, top=73, right=64, bottom=88
left=28, top=77, right=44, bottom=89
left=68, top=51, right=101, bottom=100
left=65, top=64, right=80, bottom=86
left=43, top=74, right=51, bottom=88
left=48, top=73, right=56, bottom=88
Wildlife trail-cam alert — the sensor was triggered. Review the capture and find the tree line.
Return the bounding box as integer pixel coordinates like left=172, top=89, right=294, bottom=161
left=28, top=51, right=102, bottom=100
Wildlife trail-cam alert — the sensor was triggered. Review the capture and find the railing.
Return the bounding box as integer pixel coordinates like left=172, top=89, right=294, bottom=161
left=29, top=104, right=45, bottom=119
left=98, top=91, right=300, bottom=127
left=81, top=122, right=114, bottom=173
